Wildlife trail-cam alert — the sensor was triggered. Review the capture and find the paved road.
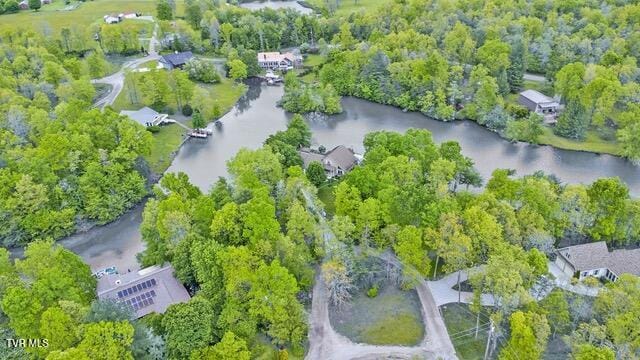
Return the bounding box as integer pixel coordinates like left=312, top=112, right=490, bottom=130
left=427, top=269, right=495, bottom=307
left=92, top=22, right=160, bottom=108
left=523, top=72, right=546, bottom=82
left=303, top=190, right=457, bottom=360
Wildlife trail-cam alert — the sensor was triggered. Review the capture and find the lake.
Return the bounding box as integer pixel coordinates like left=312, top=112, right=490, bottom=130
left=41, top=82, right=640, bottom=271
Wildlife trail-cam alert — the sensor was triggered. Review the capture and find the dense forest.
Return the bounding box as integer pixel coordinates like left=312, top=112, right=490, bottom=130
left=0, top=31, right=153, bottom=247
left=313, top=0, right=640, bottom=161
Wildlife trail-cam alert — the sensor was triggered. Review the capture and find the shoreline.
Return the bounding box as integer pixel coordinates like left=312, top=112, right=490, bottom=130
left=6, top=83, right=249, bottom=259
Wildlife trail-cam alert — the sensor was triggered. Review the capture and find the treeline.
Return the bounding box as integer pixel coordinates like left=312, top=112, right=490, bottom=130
left=0, top=31, right=152, bottom=246
left=315, top=0, right=640, bottom=161
left=330, top=129, right=639, bottom=358
left=138, top=119, right=319, bottom=357
left=280, top=72, right=342, bottom=114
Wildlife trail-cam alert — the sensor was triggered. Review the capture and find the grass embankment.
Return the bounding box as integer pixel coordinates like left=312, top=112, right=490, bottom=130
left=538, top=128, right=621, bottom=156
left=0, top=0, right=167, bottom=32
left=441, top=303, right=493, bottom=360
left=317, top=182, right=336, bottom=217
left=129, top=77, right=245, bottom=174
left=330, top=284, right=424, bottom=346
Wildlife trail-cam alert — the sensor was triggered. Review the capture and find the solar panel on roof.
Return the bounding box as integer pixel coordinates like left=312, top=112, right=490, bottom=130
left=150, top=290, right=156, bottom=297
left=143, top=299, right=149, bottom=306
left=150, top=279, right=156, bottom=286
left=137, top=284, right=142, bottom=291
left=149, top=298, right=154, bottom=305
left=142, top=282, right=147, bottom=289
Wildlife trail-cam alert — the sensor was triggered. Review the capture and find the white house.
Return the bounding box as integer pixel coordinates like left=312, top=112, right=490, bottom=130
left=120, top=107, right=169, bottom=127
left=554, top=242, right=640, bottom=282
left=518, top=89, right=560, bottom=124
left=104, top=15, right=122, bottom=24
left=257, top=52, right=302, bottom=71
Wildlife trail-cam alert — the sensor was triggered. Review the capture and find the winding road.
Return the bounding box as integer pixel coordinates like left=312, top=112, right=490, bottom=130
left=92, top=21, right=161, bottom=109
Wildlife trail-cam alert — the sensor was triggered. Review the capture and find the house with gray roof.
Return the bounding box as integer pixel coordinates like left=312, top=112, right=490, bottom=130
left=97, top=265, right=190, bottom=319
left=299, top=145, right=360, bottom=178
left=120, top=107, right=169, bottom=127
left=555, top=242, right=640, bottom=282
left=518, top=89, right=560, bottom=124
left=159, top=51, right=194, bottom=70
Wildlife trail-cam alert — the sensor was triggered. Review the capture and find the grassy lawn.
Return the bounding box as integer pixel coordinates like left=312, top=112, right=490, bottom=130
left=442, top=303, right=492, bottom=360
left=307, top=0, right=389, bottom=16
left=317, top=182, right=336, bottom=217
left=144, top=124, right=186, bottom=174
left=0, top=0, right=166, bottom=33
left=304, top=54, right=326, bottom=67
left=538, top=127, right=621, bottom=155
left=329, top=284, right=424, bottom=346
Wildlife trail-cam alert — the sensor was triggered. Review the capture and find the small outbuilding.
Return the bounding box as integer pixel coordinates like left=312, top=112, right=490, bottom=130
left=159, top=51, right=194, bottom=70
left=97, top=265, right=191, bottom=319
left=554, top=241, right=640, bottom=282
left=518, top=89, right=560, bottom=124
left=120, top=107, right=169, bottom=127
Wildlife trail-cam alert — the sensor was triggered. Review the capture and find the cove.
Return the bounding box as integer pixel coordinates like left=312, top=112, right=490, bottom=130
left=37, top=81, right=640, bottom=272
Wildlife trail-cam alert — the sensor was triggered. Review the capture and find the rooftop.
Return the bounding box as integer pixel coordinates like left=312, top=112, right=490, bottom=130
left=324, top=145, right=358, bottom=171
left=120, top=107, right=162, bottom=126
left=557, top=242, right=640, bottom=277
left=97, top=265, right=190, bottom=318
left=257, top=51, right=300, bottom=63
left=519, top=89, right=558, bottom=105
left=161, top=51, right=193, bottom=67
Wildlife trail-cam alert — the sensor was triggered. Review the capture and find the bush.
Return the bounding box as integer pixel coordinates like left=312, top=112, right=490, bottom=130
left=146, top=126, right=161, bottom=133
left=582, top=276, right=601, bottom=288
left=367, top=285, right=379, bottom=298
left=4, top=0, right=20, bottom=13
left=182, top=104, right=193, bottom=116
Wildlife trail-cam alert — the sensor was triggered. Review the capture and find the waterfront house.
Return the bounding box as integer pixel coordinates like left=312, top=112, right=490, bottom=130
left=554, top=242, right=640, bottom=282
left=257, top=51, right=302, bottom=70
left=120, top=107, right=169, bottom=127
left=299, top=145, right=360, bottom=178
left=97, top=265, right=191, bottom=319
left=159, top=51, right=194, bottom=70
left=518, top=89, right=560, bottom=124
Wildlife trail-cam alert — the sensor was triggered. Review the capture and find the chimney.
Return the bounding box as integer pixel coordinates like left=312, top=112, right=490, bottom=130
left=115, top=279, right=121, bottom=285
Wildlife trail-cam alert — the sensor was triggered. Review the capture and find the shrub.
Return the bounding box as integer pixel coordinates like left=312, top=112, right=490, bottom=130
left=146, top=126, right=161, bottom=133
left=182, top=104, right=193, bottom=116
left=582, top=276, right=601, bottom=288
left=367, top=285, right=379, bottom=298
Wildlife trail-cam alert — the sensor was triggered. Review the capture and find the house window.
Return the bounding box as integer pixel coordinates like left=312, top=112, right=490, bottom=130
left=581, top=272, right=588, bottom=277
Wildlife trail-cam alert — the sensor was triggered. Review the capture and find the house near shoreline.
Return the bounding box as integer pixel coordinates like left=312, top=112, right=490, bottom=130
left=97, top=265, right=191, bottom=319
left=120, top=107, right=169, bottom=127
left=257, top=51, right=302, bottom=71
left=518, top=89, right=560, bottom=124
left=299, top=145, right=361, bottom=178
left=159, top=51, right=194, bottom=70
left=554, top=241, right=640, bottom=282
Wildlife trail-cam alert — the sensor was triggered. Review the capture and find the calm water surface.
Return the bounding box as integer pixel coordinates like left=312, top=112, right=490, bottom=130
left=36, top=83, right=640, bottom=271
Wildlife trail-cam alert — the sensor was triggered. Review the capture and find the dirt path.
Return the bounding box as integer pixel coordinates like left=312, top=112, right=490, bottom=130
left=303, top=190, right=457, bottom=360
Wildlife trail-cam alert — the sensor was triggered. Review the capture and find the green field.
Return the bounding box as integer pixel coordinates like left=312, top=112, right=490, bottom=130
left=0, top=0, right=185, bottom=33
left=538, top=127, right=621, bottom=156
left=144, top=124, right=186, bottom=174
left=442, top=303, right=492, bottom=360
left=307, top=0, right=389, bottom=16
left=329, top=284, right=424, bottom=346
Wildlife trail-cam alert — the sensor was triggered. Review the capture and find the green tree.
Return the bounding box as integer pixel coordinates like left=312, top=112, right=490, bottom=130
left=393, top=225, right=430, bottom=276
left=506, top=113, right=544, bottom=144
left=572, top=344, right=615, bottom=360
left=555, top=100, right=589, bottom=140
left=306, top=161, right=326, bottom=186
left=190, top=332, right=250, bottom=360
left=28, top=0, right=41, bottom=11
left=587, top=178, right=629, bottom=242
left=228, top=59, right=247, bottom=82
left=162, top=297, right=217, bottom=359
left=156, top=0, right=173, bottom=20
left=192, top=111, right=206, bottom=129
